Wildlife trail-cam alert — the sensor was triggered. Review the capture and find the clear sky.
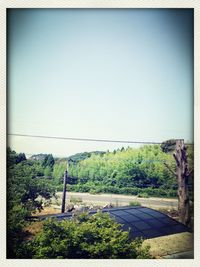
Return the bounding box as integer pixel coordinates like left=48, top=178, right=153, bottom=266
left=7, top=8, right=194, bottom=157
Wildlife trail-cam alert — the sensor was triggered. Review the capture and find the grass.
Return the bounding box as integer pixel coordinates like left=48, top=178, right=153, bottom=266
left=137, top=192, right=149, bottom=198
left=129, top=201, right=141, bottom=206
left=143, top=232, right=193, bottom=258
left=33, top=206, right=59, bottom=216
left=70, top=196, right=83, bottom=204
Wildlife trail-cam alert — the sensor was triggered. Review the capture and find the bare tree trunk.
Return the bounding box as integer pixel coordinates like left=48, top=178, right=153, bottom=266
left=174, top=140, right=190, bottom=226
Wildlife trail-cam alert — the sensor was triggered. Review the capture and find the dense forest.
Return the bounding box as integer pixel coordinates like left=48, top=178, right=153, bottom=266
left=56, top=145, right=193, bottom=198
left=67, top=145, right=177, bottom=197
left=8, top=144, right=194, bottom=200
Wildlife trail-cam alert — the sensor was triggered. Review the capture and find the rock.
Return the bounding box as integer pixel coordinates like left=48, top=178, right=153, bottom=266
left=74, top=204, right=84, bottom=212
left=103, top=203, right=113, bottom=209
left=66, top=204, right=74, bottom=212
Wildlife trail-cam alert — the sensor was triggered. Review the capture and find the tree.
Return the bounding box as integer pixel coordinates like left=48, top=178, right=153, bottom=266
left=7, top=147, right=26, bottom=165
left=52, top=160, right=67, bottom=185
left=42, top=154, right=55, bottom=169
left=7, top=149, right=55, bottom=258
left=44, top=166, right=52, bottom=178
left=66, top=145, right=177, bottom=196
left=161, top=139, right=193, bottom=226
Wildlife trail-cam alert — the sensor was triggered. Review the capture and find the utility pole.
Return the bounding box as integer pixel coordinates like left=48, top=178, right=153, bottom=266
left=61, top=161, right=69, bottom=213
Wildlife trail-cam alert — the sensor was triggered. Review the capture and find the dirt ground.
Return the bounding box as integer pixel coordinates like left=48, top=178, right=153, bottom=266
left=33, top=206, right=59, bottom=216
left=143, top=232, right=194, bottom=258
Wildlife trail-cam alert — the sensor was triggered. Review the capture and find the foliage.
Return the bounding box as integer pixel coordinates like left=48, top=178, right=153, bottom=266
left=7, top=204, right=30, bottom=258
left=15, top=145, right=188, bottom=198
left=7, top=161, right=55, bottom=212
left=44, top=166, right=52, bottom=178
left=7, top=148, right=55, bottom=258
left=160, top=139, right=177, bottom=153
left=129, top=201, right=141, bottom=206
left=65, top=145, right=181, bottom=197
left=66, top=184, right=177, bottom=198
left=67, top=151, right=105, bottom=163
left=137, top=192, right=149, bottom=198
left=7, top=147, right=26, bottom=165
left=19, top=212, right=151, bottom=259
left=52, top=160, right=67, bottom=185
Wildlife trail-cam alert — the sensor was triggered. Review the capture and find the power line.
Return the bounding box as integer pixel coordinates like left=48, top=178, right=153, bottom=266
left=8, top=133, right=161, bottom=144
left=8, top=133, right=194, bottom=145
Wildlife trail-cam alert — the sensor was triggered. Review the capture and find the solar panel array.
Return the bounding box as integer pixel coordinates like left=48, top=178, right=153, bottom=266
left=99, top=206, right=190, bottom=239
left=37, top=206, right=190, bottom=239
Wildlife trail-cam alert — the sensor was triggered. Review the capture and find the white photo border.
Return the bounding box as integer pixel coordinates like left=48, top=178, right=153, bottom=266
left=0, top=1, right=200, bottom=266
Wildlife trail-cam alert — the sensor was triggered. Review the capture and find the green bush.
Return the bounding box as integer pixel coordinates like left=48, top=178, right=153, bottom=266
left=19, top=212, right=151, bottom=259
left=7, top=149, right=56, bottom=258
left=89, top=189, right=99, bottom=194
left=129, top=201, right=141, bottom=207
left=64, top=184, right=177, bottom=198
left=137, top=192, right=149, bottom=198
left=7, top=205, right=30, bottom=258
left=55, top=184, right=64, bottom=191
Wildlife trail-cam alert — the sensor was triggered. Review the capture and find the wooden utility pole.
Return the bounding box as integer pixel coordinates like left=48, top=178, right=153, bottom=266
left=61, top=161, right=69, bottom=213
left=164, top=139, right=193, bottom=226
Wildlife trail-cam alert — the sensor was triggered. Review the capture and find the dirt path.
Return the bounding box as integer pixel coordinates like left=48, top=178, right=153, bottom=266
left=54, top=191, right=178, bottom=209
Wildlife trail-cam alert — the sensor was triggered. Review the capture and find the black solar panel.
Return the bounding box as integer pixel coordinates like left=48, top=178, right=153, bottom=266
left=35, top=206, right=191, bottom=239
left=105, top=206, right=190, bottom=239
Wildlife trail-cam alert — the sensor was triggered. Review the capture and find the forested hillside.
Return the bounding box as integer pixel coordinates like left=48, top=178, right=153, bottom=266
left=26, top=144, right=193, bottom=198
left=66, top=145, right=189, bottom=197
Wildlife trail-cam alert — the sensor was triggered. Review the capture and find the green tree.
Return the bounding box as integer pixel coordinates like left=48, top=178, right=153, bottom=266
left=42, top=154, right=55, bottom=169
left=44, top=166, right=52, bottom=178
left=7, top=149, right=55, bottom=258
left=52, top=160, right=67, bottom=185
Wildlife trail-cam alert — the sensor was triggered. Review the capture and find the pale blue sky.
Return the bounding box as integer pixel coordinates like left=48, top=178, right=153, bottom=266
left=8, top=8, right=194, bottom=157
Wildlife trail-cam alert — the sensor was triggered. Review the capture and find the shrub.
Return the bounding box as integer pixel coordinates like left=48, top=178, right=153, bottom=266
left=129, top=201, right=141, bottom=207
left=137, top=192, right=149, bottom=198
left=89, top=189, right=99, bottom=195
left=19, top=212, right=151, bottom=259
left=7, top=205, right=30, bottom=258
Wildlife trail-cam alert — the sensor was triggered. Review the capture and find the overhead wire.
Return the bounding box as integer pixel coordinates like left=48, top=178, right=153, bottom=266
left=8, top=133, right=194, bottom=145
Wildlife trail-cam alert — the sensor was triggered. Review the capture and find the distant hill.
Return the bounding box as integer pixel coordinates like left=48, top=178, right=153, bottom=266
left=30, top=151, right=105, bottom=163
left=30, top=153, right=49, bottom=161
left=67, top=151, right=105, bottom=163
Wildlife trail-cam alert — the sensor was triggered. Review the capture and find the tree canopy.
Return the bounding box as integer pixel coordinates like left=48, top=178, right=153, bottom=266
left=7, top=148, right=55, bottom=258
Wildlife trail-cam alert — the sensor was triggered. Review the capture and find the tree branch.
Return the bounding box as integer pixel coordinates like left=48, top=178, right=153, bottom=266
left=164, top=162, right=177, bottom=177
left=173, top=153, right=180, bottom=166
